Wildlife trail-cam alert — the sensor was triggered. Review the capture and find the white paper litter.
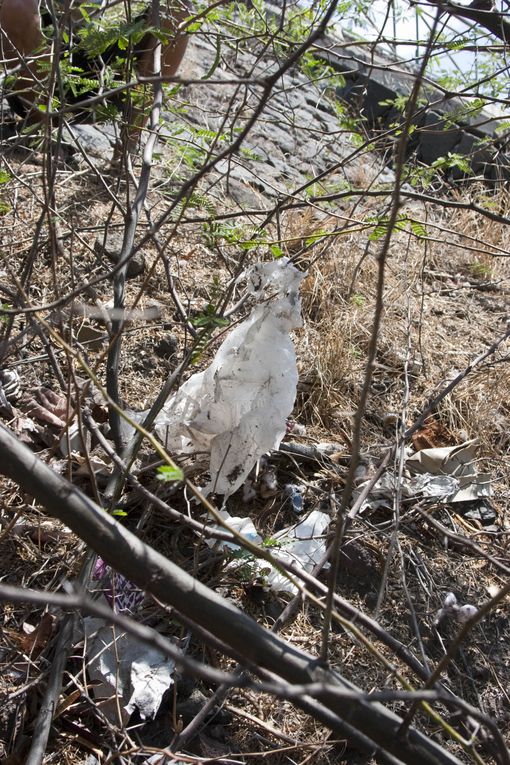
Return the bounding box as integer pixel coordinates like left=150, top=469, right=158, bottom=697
left=434, top=592, right=479, bottom=626
left=406, top=440, right=492, bottom=502
left=209, top=510, right=330, bottom=594
left=352, top=440, right=492, bottom=515
left=208, top=510, right=262, bottom=551
left=84, top=616, right=175, bottom=724
left=154, top=259, right=305, bottom=497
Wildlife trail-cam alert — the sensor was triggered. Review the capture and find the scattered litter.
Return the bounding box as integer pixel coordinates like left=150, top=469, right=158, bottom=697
left=260, top=467, right=278, bottom=497
left=353, top=440, right=493, bottom=515
left=434, top=592, right=479, bottom=626
left=209, top=510, right=330, bottom=594
left=283, top=483, right=304, bottom=513
left=262, top=510, right=330, bottom=593
left=0, top=368, right=21, bottom=417
left=93, top=557, right=145, bottom=615
left=457, top=604, right=479, bottom=623
left=242, top=480, right=258, bottom=503
left=459, top=498, right=497, bottom=525
left=406, top=440, right=492, bottom=502
left=0, top=368, right=21, bottom=403
left=59, top=421, right=91, bottom=458
left=154, top=259, right=305, bottom=497
left=353, top=471, right=460, bottom=514
left=84, top=618, right=175, bottom=724
left=82, top=560, right=174, bottom=724
left=286, top=419, right=306, bottom=436
left=206, top=511, right=261, bottom=552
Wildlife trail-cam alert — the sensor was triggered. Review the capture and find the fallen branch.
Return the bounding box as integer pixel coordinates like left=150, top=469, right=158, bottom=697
left=0, top=422, right=467, bottom=765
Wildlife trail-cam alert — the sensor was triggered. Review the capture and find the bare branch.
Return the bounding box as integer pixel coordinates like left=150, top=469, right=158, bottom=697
left=0, top=422, right=466, bottom=765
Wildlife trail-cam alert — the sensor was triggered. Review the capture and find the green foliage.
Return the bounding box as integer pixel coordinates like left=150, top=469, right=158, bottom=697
left=77, top=18, right=147, bottom=58
left=203, top=220, right=254, bottom=250
left=468, top=260, right=492, bottom=279
left=0, top=170, right=11, bottom=216
left=58, top=58, right=105, bottom=100
left=434, top=48, right=510, bottom=99
left=350, top=293, right=366, bottom=307
left=262, top=537, right=281, bottom=548
left=367, top=215, right=429, bottom=241
left=190, top=303, right=230, bottom=363
left=0, top=303, right=13, bottom=321
left=156, top=464, right=185, bottom=482
left=191, top=304, right=230, bottom=330
left=269, top=244, right=284, bottom=258
left=441, top=99, right=486, bottom=130
left=299, top=52, right=345, bottom=91
left=305, top=229, right=329, bottom=247
left=239, top=146, right=263, bottom=161
left=403, top=153, right=473, bottom=189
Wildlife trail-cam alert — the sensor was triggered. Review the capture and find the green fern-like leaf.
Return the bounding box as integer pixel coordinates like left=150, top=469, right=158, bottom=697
left=77, top=19, right=147, bottom=58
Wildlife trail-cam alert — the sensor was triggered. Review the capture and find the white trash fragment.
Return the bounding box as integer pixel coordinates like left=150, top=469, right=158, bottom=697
left=283, top=483, right=304, bottom=513
left=406, top=441, right=492, bottom=502
left=242, top=480, right=258, bottom=503
left=207, top=510, right=262, bottom=552
left=443, top=592, right=458, bottom=609
left=262, top=510, right=330, bottom=593
left=353, top=441, right=493, bottom=516
left=84, top=615, right=175, bottom=724
left=353, top=471, right=460, bottom=515
left=457, top=604, right=479, bottom=623
left=211, top=510, right=330, bottom=594
left=155, top=259, right=305, bottom=496
left=434, top=592, right=479, bottom=626
left=82, top=563, right=174, bottom=724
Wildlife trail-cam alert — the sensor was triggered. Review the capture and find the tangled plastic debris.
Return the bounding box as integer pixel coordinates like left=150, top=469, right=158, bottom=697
left=352, top=440, right=493, bottom=515
left=208, top=509, right=330, bottom=594
left=155, top=259, right=305, bottom=496
left=82, top=560, right=174, bottom=723
left=434, top=591, right=479, bottom=626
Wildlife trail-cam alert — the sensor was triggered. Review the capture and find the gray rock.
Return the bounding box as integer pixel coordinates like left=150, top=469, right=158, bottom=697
left=63, top=123, right=117, bottom=159
left=418, top=112, right=461, bottom=164
left=94, top=232, right=146, bottom=278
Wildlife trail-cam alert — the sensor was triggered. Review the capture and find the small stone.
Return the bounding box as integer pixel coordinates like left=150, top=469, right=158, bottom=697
left=94, top=232, right=146, bottom=278
left=155, top=335, right=179, bottom=359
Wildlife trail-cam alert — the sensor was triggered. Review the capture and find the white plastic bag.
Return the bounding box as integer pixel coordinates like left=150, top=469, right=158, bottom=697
left=155, top=259, right=305, bottom=496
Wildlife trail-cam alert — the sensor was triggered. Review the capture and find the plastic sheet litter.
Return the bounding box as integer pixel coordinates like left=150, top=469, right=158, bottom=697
left=434, top=591, right=479, bottom=626
left=283, top=483, right=304, bottom=513
left=209, top=509, right=330, bottom=594
left=353, top=440, right=492, bottom=515
left=263, top=510, right=330, bottom=593
left=155, top=259, right=305, bottom=496
left=84, top=617, right=175, bottom=724
left=82, top=560, right=174, bottom=724
left=406, top=440, right=492, bottom=502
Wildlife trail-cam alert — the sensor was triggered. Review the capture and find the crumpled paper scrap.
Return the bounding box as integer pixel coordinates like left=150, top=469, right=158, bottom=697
left=406, top=440, right=492, bottom=502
